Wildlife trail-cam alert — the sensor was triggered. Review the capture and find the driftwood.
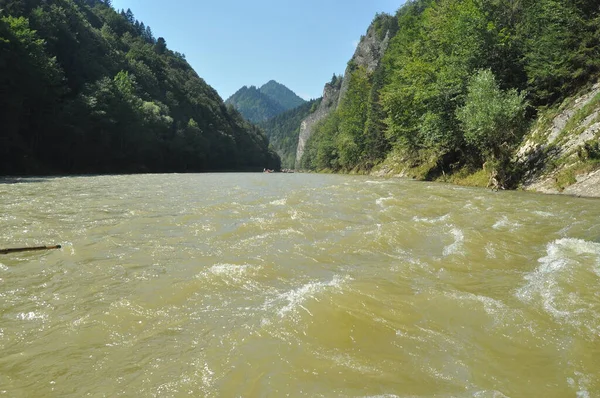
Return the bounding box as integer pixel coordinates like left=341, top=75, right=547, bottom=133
left=0, top=245, right=62, bottom=255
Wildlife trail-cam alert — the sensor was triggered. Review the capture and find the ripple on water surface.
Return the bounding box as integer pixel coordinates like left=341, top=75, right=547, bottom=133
left=0, top=173, right=599, bottom=397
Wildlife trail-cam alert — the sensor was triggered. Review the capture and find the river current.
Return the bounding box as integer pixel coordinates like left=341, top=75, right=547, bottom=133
left=1, top=173, right=599, bottom=397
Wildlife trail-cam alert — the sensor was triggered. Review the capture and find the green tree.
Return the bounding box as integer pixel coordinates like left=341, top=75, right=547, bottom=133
left=1, top=0, right=279, bottom=175
left=457, top=69, right=528, bottom=158
left=154, top=36, right=166, bottom=54
left=337, top=66, right=371, bottom=170
left=456, top=69, right=528, bottom=184
left=517, top=0, right=584, bottom=104
left=0, top=15, right=65, bottom=173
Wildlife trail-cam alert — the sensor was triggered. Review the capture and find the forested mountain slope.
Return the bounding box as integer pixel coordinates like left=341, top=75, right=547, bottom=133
left=225, top=86, right=286, bottom=124
left=0, top=0, right=280, bottom=175
left=300, top=0, right=600, bottom=191
left=258, top=99, right=320, bottom=169
left=225, top=81, right=306, bottom=123
left=259, top=80, right=306, bottom=111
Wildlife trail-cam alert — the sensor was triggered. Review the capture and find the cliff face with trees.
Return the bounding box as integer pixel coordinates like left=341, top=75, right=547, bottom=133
left=257, top=99, right=319, bottom=169
left=295, top=76, right=342, bottom=168
left=295, top=12, right=394, bottom=170
left=299, top=14, right=396, bottom=171
left=300, top=0, right=600, bottom=191
left=0, top=0, right=280, bottom=175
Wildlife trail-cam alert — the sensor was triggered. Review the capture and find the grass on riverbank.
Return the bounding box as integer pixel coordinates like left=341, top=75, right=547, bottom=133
left=554, top=159, right=600, bottom=191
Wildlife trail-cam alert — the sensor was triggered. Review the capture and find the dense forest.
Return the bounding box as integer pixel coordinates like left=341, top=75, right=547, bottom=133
left=0, top=0, right=280, bottom=175
left=226, top=80, right=306, bottom=123
left=301, top=0, right=600, bottom=187
left=258, top=99, right=320, bottom=169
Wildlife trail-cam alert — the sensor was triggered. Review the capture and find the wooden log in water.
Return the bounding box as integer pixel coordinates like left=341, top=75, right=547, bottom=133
left=0, top=245, right=62, bottom=255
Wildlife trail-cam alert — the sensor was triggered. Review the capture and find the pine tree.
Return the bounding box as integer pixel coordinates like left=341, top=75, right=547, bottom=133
left=125, top=8, right=134, bottom=24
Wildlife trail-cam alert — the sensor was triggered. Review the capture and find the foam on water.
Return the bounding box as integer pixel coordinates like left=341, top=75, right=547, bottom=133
left=365, top=180, right=394, bottom=185
left=108, top=298, right=150, bottom=317
left=567, top=371, right=593, bottom=398
left=471, top=391, right=509, bottom=398
left=289, top=209, right=301, bottom=220
left=449, top=291, right=508, bottom=317
left=325, top=352, right=382, bottom=375
left=198, top=263, right=259, bottom=289
left=492, top=215, right=522, bottom=231
left=270, top=198, right=287, bottom=206
left=16, top=311, right=48, bottom=322
left=413, top=214, right=450, bottom=224
left=362, top=395, right=400, bottom=398
left=264, top=275, right=347, bottom=319
left=484, top=242, right=497, bottom=259
left=533, top=210, right=554, bottom=218
left=376, top=195, right=394, bottom=207
left=208, top=263, right=251, bottom=278
left=365, top=223, right=383, bottom=237
left=443, top=228, right=465, bottom=256
left=516, top=238, right=600, bottom=336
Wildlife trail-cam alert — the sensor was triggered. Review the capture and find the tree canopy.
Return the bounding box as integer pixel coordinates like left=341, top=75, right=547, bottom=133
left=0, top=0, right=280, bottom=175
left=301, top=0, right=600, bottom=181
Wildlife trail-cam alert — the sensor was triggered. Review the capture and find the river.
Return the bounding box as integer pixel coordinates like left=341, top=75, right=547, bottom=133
left=1, top=173, right=599, bottom=397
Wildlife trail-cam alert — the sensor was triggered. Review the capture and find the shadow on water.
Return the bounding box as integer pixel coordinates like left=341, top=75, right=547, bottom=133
left=0, top=174, right=127, bottom=184
left=0, top=172, right=258, bottom=185
left=0, top=177, right=56, bottom=184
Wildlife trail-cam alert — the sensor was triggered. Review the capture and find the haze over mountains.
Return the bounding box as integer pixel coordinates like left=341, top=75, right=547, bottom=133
left=225, top=80, right=306, bottom=123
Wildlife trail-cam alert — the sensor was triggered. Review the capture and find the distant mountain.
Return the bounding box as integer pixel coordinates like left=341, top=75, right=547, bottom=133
left=225, top=86, right=286, bottom=123
left=225, top=81, right=306, bottom=123
left=259, top=80, right=306, bottom=111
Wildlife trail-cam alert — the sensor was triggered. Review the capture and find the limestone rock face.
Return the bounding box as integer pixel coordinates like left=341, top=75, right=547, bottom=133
left=517, top=82, right=600, bottom=196
left=295, top=23, right=390, bottom=168
left=295, top=83, right=341, bottom=169
left=338, top=25, right=390, bottom=110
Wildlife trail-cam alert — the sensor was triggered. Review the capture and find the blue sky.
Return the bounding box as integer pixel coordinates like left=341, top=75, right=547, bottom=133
left=111, top=0, right=403, bottom=101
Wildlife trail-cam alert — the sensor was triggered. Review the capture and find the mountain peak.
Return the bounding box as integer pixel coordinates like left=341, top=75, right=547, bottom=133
left=226, top=81, right=306, bottom=123
left=259, top=81, right=306, bottom=110
left=262, top=79, right=280, bottom=86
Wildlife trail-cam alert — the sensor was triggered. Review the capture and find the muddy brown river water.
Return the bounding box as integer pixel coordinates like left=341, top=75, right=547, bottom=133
left=1, top=173, right=599, bottom=397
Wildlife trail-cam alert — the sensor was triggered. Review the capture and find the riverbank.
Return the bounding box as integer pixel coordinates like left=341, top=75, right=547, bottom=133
left=368, top=81, right=600, bottom=199
left=370, top=164, right=600, bottom=199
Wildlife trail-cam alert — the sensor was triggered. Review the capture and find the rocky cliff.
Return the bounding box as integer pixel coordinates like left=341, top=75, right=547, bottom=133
left=295, top=22, right=391, bottom=168
left=295, top=82, right=341, bottom=168
left=517, top=82, right=600, bottom=197
left=337, top=25, right=390, bottom=111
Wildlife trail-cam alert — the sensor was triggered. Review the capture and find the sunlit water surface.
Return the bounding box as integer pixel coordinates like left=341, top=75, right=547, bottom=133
left=1, top=173, right=599, bottom=397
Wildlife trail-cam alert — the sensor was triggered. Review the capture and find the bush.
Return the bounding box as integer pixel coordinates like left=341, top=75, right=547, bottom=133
left=457, top=69, right=529, bottom=159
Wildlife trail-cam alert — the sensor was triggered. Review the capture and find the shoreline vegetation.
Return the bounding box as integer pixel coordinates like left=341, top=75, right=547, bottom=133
left=297, top=0, right=600, bottom=198
left=2, top=0, right=600, bottom=198
left=0, top=0, right=280, bottom=176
